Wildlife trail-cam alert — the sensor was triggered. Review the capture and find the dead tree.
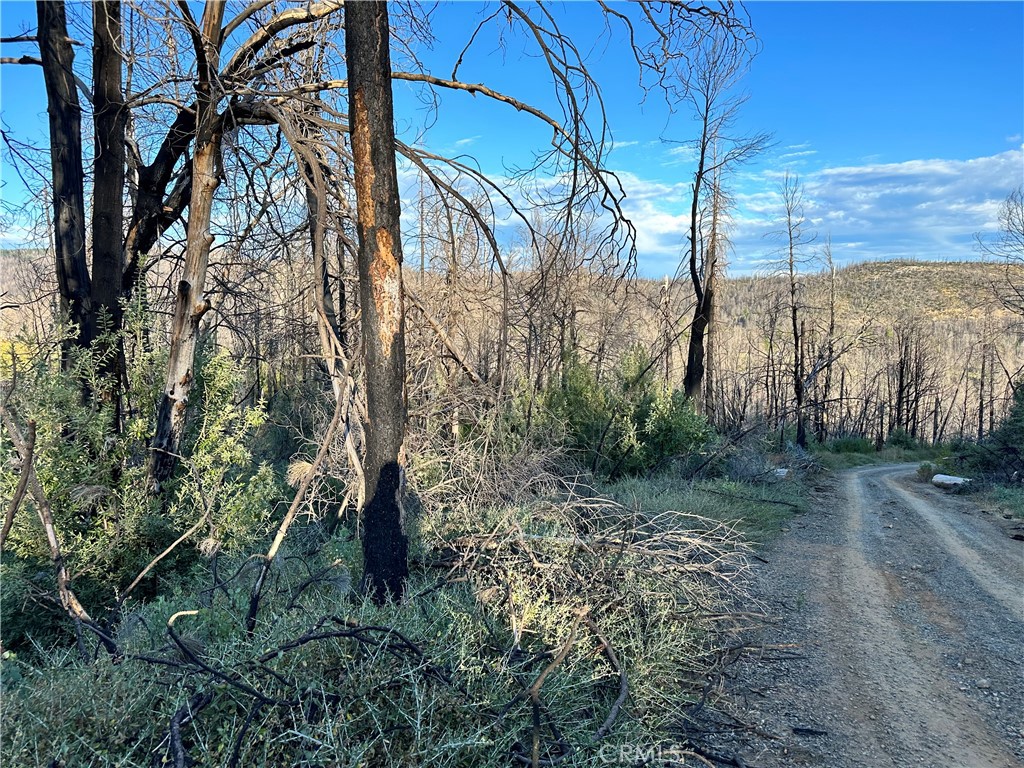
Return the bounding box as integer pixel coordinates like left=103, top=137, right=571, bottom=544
left=36, top=1, right=94, bottom=364
left=679, top=32, right=769, bottom=413
left=347, top=0, right=409, bottom=603
left=977, top=186, right=1024, bottom=319
left=147, top=0, right=347, bottom=489
left=776, top=172, right=814, bottom=448
left=149, top=0, right=227, bottom=490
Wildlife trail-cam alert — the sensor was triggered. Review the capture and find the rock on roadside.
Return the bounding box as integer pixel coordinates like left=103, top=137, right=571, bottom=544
left=931, top=474, right=970, bottom=490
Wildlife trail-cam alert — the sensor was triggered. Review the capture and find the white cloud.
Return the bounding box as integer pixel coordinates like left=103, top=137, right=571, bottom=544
left=615, top=148, right=1024, bottom=276
left=728, top=148, right=1024, bottom=272
left=454, top=135, right=481, bottom=147
left=662, top=144, right=699, bottom=165
left=778, top=149, right=818, bottom=160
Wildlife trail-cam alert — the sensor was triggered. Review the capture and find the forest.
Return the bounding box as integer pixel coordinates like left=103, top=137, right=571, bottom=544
left=1, top=2, right=1022, bottom=766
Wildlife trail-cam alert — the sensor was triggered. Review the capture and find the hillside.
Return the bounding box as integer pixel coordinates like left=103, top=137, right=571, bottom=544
left=719, top=259, right=1023, bottom=327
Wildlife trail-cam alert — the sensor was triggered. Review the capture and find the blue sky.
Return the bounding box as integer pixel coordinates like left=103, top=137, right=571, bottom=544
left=395, top=1, right=1023, bottom=275
left=2, top=1, right=1022, bottom=276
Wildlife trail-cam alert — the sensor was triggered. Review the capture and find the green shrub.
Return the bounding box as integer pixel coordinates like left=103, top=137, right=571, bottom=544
left=0, top=335, right=285, bottom=651
left=538, top=349, right=711, bottom=478
left=917, top=461, right=938, bottom=483
left=2, top=473, right=749, bottom=768
left=950, top=383, right=1024, bottom=481
left=826, top=435, right=875, bottom=454
left=885, top=428, right=919, bottom=450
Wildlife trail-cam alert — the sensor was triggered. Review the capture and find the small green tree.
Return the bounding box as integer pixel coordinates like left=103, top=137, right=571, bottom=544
left=953, top=382, right=1024, bottom=481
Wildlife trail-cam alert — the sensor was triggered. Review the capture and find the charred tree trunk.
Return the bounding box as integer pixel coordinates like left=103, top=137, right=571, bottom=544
left=780, top=173, right=808, bottom=449
left=816, top=257, right=837, bottom=443
left=38, top=0, right=93, bottom=364
left=684, top=181, right=720, bottom=415
left=682, top=114, right=710, bottom=408
left=91, top=0, right=127, bottom=427
left=978, top=345, right=987, bottom=441
left=347, top=0, right=409, bottom=604
left=683, top=300, right=711, bottom=405
left=148, top=1, right=226, bottom=491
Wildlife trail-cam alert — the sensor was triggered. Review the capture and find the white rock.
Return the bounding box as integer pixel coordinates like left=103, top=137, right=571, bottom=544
left=932, top=474, right=971, bottom=489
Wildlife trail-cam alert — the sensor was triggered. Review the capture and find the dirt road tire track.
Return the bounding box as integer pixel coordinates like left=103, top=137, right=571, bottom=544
left=704, top=464, right=1024, bottom=767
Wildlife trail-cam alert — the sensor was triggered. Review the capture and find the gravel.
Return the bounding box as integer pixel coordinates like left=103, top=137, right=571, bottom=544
left=685, top=464, right=1024, bottom=768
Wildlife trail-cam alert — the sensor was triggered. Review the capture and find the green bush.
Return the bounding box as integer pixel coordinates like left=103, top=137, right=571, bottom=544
left=826, top=435, right=875, bottom=454
left=950, top=383, right=1024, bottom=481
left=917, top=461, right=938, bottom=483
left=538, top=349, right=711, bottom=478
left=2, top=472, right=749, bottom=768
left=885, top=428, right=919, bottom=450
left=0, top=334, right=286, bottom=651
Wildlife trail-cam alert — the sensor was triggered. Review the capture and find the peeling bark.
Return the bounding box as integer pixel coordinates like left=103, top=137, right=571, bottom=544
left=148, top=0, right=226, bottom=491
left=346, top=0, right=409, bottom=603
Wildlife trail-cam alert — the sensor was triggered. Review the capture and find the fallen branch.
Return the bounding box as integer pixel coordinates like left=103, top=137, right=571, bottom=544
left=583, top=615, right=628, bottom=742
left=245, top=392, right=344, bottom=633
left=153, top=690, right=214, bottom=768
left=118, top=488, right=213, bottom=606
left=696, top=486, right=801, bottom=510
left=498, top=609, right=586, bottom=768
left=405, top=285, right=485, bottom=386
left=0, top=417, right=34, bottom=550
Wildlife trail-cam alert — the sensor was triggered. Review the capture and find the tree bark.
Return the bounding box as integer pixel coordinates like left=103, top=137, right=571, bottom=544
left=148, top=0, right=226, bottom=491
left=682, top=109, right=710, bottom=407
left=91, top=0, right=127, bottom=425
left=37, top=0, right=93, bottom=364
left=683, top=175, right=719, bottom=413
left=347, top=0, right=409, bottom=604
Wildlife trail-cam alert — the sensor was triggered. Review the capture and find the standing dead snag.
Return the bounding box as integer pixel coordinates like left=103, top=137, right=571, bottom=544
left=346, top=0, right=409, bottom=603
left=148, top=0, right=226, bottom=491
left=37, top=0, right=94, bottom=364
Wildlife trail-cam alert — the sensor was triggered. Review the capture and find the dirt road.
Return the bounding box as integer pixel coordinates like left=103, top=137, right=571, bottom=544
left=703, top=464, right=1024, bottom=767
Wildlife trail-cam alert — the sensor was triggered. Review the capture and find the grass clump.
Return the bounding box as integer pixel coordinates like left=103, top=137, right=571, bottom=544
left=975, top=484, right=1024, bottom=520
left=605, top=472, right=810, bottom=544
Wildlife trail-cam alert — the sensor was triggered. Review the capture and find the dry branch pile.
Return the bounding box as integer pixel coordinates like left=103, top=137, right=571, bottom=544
left=3, top=444, right=754, bottom=767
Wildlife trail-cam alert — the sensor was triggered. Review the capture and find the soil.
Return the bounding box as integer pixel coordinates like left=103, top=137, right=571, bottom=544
left=694, top=464, right=1024, bottom=768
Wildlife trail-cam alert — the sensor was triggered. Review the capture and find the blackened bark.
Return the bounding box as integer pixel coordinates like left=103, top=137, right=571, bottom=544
left=38, top=0, right=93, bottom=362
left=682, top=108, right=719, bottom=412
left=360, top=462, right=406, bottom=599
left=683, top=306, right=710, bottom=403
left=346, top=0, right=409, bottom=603
left=305, top=168, right=345, bottom=395
left=123, top=106, right=197, bottom=290
left=91, top=0, right=127, bottom=425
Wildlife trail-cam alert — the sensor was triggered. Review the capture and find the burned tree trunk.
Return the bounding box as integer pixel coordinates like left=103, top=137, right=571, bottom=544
left=38, top=0, right=93, bottom=363
left=683, top=173, right=721, bottom=413
left=148, top=1, right=226, bottom=491
left=91, top=0, right=127, bottom=425
left=347, top=0, right=409, bottom=603
left=682, top=115, right=711, bottom=408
